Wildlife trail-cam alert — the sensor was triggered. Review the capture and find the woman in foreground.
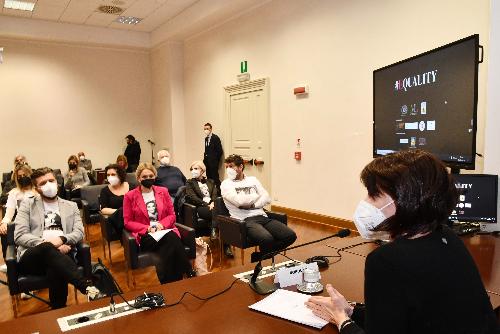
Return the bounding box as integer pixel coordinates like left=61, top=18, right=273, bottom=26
left=306, top=150, right=498, bottom=334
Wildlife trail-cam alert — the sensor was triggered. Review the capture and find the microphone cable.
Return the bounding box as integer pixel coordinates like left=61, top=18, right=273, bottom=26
left=108, top=271, right=240, bottom=309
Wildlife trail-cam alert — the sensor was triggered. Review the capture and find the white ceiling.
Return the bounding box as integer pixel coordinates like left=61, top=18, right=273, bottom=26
left=0, top=0, right=200, bottom=32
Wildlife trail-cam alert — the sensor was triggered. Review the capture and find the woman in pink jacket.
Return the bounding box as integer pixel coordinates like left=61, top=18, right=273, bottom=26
left=123, top=162, right=194, bottom=283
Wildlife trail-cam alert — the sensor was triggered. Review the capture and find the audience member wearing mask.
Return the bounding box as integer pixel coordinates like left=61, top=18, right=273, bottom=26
left=0, top=164, right=37, bottom=273
left=77, top=152, right=92, bottom=172
left=123, top=163, right=195, bottom=284
left=63, top=155, right=90, bottom=196
left=154, top=150, right=186, bottom=201
left=185, top=160, right=233, bottom=257
left=221, top=154, right=296, bottom=262
left=1, top=154, right=28, bottom=205
left=14, top=167, right=103, bottom=309
left=185, top=161, right=217, bottom=222
left=116, top=154, right=129, bottom=172
left=124, top=135, right=141, bottom=173
left=305, top=150, right=499, bottom=334
left=99, top=164, right=130, bottom=237
left=203, top=123, right=223, bottom=191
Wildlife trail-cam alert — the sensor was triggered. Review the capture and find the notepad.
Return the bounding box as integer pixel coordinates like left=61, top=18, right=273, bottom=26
left=148, top=229, right=172, bottom=241
left=249, top=289, right=329, bottom=329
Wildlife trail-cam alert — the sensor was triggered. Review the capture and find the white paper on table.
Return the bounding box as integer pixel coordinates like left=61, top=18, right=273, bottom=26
left=249, top=289, right=329, bottom=329
left=148, top=228, right=173, bottom=241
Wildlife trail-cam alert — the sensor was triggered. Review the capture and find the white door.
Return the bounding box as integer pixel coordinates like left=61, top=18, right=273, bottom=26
left=224, top=78, right=271, bottom=192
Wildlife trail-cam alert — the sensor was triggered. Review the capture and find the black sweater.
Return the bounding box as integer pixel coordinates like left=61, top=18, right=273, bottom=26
left=343, top=226, right=498, bottom=334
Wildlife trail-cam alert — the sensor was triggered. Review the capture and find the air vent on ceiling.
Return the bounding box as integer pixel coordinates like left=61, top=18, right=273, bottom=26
left=97, top=5, right=124, bottom=15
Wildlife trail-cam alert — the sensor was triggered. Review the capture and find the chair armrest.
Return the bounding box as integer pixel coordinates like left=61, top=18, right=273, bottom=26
left=5, top=245, right=19, bottom=295
left=76, top=242, right=92, bottom=279
left=182, top=203, right=197, bottom=228
left=175, top=223, right=196, bottom=259
left=265, top=211, right=288, bottom=225
left=122, top=229, right=138, bottom=269
left=81, top=200, right=90, bottom=225
left=99, top=215, right=110, bottom=239
left=215, top=214, right=247, bottom=248
left=7, top=222, right=15, bottom=246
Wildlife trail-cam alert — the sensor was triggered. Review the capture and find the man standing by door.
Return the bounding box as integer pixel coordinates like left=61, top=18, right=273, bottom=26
left=203, top=123, right=223, bottom=191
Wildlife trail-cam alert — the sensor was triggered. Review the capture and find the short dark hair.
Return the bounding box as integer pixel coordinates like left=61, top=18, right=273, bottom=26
left=31, top=167, right=54, bottom=185
left=204, top=123, right=212, bottom=129
left=224, top=154, right=244, bottom=170
left=105, top=164, right=126, bottom=183
left=126, top=134, right=135, bottom=141
left=360, top=149, right=458, bottom=238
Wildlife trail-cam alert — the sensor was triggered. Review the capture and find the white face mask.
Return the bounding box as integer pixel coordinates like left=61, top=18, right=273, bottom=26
left=107, top=175, right=120, bottom=186
left=160, top=157, right=170, bottom=166
left=204, top=129, right=211, bottom=136
left=191, top=169, right=201, bottom=178
left=40, top=181, right=58, bottom=199
left=226, top=167, right=238, bottom=180
left=353, top=199, right=394, bottom=240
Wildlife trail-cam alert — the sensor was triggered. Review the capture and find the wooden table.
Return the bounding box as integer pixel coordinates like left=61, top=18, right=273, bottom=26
left=0, top=243, right=362, bottom=333
left=1, top=235, right=498, bottom=333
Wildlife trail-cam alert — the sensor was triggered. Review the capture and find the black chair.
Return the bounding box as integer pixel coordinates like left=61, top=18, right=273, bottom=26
left=80, top=184, right=106, bottom=241
left=182, top=203, right=212, bottom=238
left=5, top=224, right=92, bottom=317
left=125, top=173, right=138, bottom=190
left=122, top=223, right=196, bottom=288
left=214, top=197, right=288, bottom=265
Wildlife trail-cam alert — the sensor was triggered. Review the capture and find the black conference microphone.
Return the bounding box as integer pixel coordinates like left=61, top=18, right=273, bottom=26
left=249, top=228, right=351, bottom=295
left=147, top=139, right=156, bottom=145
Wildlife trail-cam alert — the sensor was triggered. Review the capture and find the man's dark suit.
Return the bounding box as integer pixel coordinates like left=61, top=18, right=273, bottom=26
left=203, top=133, right=223, bottom=189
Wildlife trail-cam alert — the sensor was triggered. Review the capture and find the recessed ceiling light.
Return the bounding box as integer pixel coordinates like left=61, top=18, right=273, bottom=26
left=115, top=16, right=142, bottom=25
left=4, top=0, right=36, bottom=11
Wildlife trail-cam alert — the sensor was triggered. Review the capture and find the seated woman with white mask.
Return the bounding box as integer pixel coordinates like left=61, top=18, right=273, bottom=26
left=99, top=164, right=130, bottom=237
left=306, top=150, right=498, bottom=334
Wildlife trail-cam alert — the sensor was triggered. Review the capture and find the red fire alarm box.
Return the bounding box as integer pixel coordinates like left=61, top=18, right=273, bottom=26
left=294, top=151, right=302, bottom=160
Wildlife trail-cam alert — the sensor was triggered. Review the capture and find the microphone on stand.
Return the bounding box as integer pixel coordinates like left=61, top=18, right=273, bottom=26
left=249, top=228, right=351, bottom=295
left=147, top=139, right=156, bottom=145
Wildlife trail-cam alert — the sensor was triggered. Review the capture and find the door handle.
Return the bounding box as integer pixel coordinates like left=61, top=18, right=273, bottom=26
left=254, top=159, right=264, bottom=166
left=243, top=158, right=254, bottom=165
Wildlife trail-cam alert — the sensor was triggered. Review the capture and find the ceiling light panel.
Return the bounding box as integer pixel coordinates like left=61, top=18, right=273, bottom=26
left=115, top=16, right=142, bottom=25
left=4, top=0, right=36, bottom=11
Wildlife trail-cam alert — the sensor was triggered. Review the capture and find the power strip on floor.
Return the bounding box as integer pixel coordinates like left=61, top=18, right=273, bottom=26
left=57, top=299, right=153, bottom=332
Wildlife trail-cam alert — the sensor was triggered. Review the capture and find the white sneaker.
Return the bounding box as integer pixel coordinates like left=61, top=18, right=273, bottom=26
left=20, top=292, right=32, bottom=300
left=86, top=286, right=104, bottom=301
left=0, top=264, right=7, bottom=273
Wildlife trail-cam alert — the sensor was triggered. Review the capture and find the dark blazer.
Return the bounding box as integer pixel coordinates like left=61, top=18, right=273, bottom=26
left=185, top=178, right=217, bottom=207
left=203, top=133, right=223, bottom=167
left=124, top=141, right=141, bottom=166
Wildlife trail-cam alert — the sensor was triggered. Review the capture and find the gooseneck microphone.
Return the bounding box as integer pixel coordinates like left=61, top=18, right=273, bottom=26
left=249, top=228, right=351, bottom=295
left=147, top=139, right=156, bottom=145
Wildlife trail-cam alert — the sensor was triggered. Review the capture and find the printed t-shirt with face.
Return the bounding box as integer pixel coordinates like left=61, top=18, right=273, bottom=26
left=198, top=181, right=211, bottom=203
left=142, top=191, right=158, bottom=225
left=42, top=200, right=64, bottom=240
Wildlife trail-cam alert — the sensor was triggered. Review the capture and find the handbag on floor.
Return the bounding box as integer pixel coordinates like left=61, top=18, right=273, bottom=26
left=194, top=237, right=212, bottom=276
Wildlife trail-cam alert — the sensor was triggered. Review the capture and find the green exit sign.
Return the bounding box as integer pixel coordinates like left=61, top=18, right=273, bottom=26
left=240, top=60, right=248, bottom=73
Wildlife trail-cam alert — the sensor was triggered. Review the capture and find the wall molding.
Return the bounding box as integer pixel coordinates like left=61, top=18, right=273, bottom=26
left=271, top=205, right=357, bottom=232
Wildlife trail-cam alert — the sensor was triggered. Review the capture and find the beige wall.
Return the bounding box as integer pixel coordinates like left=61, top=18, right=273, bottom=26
left=151, top=42, right=187, bottom=168
left=0, top=38, right=152, bottom=174
left=181, top=0, right=491, bottom=220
